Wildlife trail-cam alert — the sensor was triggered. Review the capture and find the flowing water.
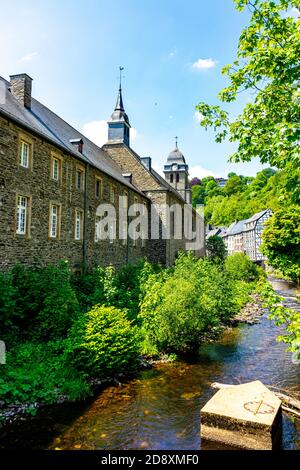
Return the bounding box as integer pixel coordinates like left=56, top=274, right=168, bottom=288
left=1, top=278, right=300, bottom=450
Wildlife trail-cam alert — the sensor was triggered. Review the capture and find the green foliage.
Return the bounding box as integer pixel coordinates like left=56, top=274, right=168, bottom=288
left=0, top=256, right=260, bottom=412
left=261, top=205, right=300, bottom=282
left=197, top=168, right=285, bottom=227
left=225, top=252, right=263, bottom=282
left=206, top=235, right=227, bottom=263
left=196, top=0, right=300, bottom=178
left=0, top=272, right=17, bottom=340
left=1, top=261, right=80, bottom=343
left=223, top=175, right=245, bottom=196
left=139, top=252, right=255, bottom=353
left=258, top=280, right=300, bottom=356
left=191, top=184, right=205, bottom=206
left=66, top=305, right=141, bottom=377
left=71, top=259, right=159, bottom=323
left=0, top=341, right=91, bottom=407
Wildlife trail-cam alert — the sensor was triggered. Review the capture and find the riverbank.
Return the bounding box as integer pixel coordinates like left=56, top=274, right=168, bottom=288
left=231, top=293, right=265, bottom=325
left=0, top=291, right=264, bottom=428
left=1, top=277, right=299, bottom=450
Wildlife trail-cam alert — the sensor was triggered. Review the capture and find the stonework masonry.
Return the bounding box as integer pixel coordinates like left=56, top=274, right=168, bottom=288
left=0, top=115, right=148, bottom=270
left=0, top=73, right=205, bottom=271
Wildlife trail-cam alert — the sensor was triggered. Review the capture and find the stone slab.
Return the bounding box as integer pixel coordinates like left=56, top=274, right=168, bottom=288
left=200, top=381, right=282, bottom=450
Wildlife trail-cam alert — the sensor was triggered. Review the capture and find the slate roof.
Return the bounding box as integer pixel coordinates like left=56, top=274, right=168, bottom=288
left=206, top=227, right=225, bottom=238
left=223, top=220, right=247, bottom=237
left=0, top=76, right=144, bottom=196
left=108, top=87, right=130, bottom=125
left=222, top=210, right=272, bottom=237
left=246, top=210, right=270, bottom=223
left=119, top=144, right=187, bottom=204
left=167, top=146, right=186, bottom=164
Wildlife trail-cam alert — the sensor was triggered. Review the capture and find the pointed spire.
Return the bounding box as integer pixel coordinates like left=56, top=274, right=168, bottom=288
left=175, top=136, right=178, bottom=149
left=115, top=87, right=124, bottom=111
left=107, top=66, right=130, bottom=145
left=115, top=66, right=125, bottom=111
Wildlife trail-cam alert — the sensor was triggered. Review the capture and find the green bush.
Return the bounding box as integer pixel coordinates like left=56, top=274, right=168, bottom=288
left=225, top=253, right=262, bottom=282
left=139, top=252, right=248, bottom=353
left=206, top=235, right=227, bottom=263
left=66, top=305, right=141, bottom=377
left=0, top=272, right=17, bottom=342
left=71, top=259, right=159, bottom=322
left=0, top=341, right=91, bottom=408
left=34, top=262, right=80, bottom=340
left=261, top=206, right=300, bottom=283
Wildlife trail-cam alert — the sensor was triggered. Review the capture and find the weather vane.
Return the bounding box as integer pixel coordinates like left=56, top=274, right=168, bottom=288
left=118, top=66, right=125, bottom=89
left=175, top=136, right=178, bottom=148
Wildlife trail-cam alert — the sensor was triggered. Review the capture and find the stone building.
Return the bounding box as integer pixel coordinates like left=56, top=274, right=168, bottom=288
left=0, top=73, right=204, bottom=270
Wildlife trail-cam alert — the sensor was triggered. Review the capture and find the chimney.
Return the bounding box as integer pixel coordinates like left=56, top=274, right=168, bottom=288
left=70, top=138, right=83, bottom=153
left=122, top=173, right=132, bottom=184
left=141, top=157, right=151, bottom=172
left=10, top=74, right=33, bottom=109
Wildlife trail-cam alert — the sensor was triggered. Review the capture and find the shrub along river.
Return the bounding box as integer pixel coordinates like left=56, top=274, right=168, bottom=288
left=1, top=278, right=299, bottom=450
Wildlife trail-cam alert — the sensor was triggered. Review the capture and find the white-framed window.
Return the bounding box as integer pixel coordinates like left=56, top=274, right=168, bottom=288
left=52, top=157, right=61, bottom=181
left=16, top=195, right=28, bottom=235
left=122, top=220, right=127, bottom=245
left=142, top=202, right=147, bottom=247
left=75, top=210, right=83, bottom=240
left=110, top=185, right=116, bottom=203
left=133, top=196, right=139, bottom=246
left=19, top=141, right=30, bottom=168
left=76, top=167, right=84, bottom=190
left=95, top=179, right=101, bottom=198
left=49, top=204, right=60, bottom=238
left=123, top=191, right=128, bottom=210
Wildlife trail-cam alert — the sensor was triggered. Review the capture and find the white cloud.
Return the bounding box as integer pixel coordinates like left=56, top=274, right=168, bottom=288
left=131, top=127, right=138, bottom=140
left=194, top=111, right=204, bottom=122
left=19, top=52, right=38, bottom=62
left=288, top=7, right=300, bottom=18
left=82, top=120, right=137, bottom=148
left=152, top=163, right=164, bottom=176
left=168, top=49, right=177, bottom=59
left=189, top=165, right=219, bottom=179
left=192, top=58, right=217, bottom=70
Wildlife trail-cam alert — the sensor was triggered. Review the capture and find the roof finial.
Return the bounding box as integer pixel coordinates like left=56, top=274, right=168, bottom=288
left=175, top=136, right=178, bottom=149
left=119, top=66, right=124, bottom=90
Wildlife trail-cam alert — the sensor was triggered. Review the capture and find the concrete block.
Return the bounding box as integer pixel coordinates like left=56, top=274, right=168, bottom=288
left=200, top=380, right=282, bottom=450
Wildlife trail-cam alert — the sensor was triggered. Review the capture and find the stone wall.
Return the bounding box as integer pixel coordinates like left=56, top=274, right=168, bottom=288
left=0, top=115, right=148, bottom=271
left=104, top=142, right=205, bottom=265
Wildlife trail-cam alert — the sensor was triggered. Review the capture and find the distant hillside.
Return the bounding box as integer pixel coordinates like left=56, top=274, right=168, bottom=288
left=190, top=168, right=289, bottom=226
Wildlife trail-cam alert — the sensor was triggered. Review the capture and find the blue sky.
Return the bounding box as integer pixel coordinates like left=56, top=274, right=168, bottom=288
left=1, top=0, right=269, bottom=177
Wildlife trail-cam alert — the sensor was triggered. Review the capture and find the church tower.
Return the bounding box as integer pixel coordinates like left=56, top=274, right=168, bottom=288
left=163, top=138, right=191, bottom=203
left=107, top=69, right=131, bottom=146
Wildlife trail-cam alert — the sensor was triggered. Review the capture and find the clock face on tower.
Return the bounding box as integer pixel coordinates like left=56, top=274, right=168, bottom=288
left=172, top=164, right=178, bottom=171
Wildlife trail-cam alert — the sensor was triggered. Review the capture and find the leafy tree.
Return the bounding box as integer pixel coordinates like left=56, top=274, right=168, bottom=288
left=196, top=0, right=300, bottom=197
left=225, top=252, right=262, bottom=281
left=192, top=184, right=206, bottom=206
left=205, top=179, right=221, bottom=198
left=261, top=205, right=300, bottom=282
left=190, top=177, right=202, bottom=187
left=201, top=176, right=215, bottom=187
left=206, top=235, right=227, bottom=262
left=224, top=175, right=245, bottom=196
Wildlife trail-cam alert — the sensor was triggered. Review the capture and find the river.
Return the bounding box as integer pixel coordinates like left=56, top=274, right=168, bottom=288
left=1, top=278, right=300, bottom=450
